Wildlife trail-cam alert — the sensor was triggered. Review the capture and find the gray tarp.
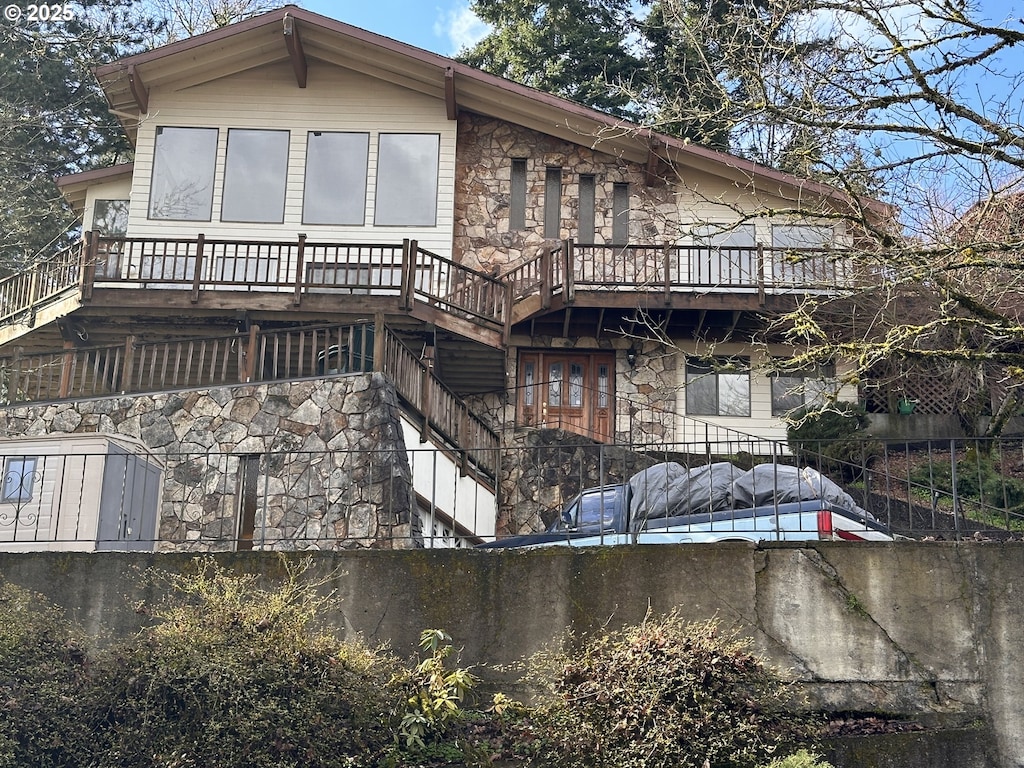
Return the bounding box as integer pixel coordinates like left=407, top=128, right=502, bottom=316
left=732, top=464, right=872, bottom=518
left=628, top=462, right=742, bottom=527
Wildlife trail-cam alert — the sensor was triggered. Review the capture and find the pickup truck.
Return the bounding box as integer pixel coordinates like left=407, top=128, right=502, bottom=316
left=478, top=462, right=894, bottom=548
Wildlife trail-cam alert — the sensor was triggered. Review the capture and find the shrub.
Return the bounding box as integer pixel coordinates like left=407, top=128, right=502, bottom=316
left=786, top=402, right=879, bottom=479
left=762, top=749, right=835, bottom=768
left=80, top=557, right=406, bottom=768
left=521, top=612, right=816, bottom=768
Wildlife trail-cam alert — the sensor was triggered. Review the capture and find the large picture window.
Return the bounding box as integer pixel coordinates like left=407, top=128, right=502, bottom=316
left=303, top=131, right=369, bottom=225
left=685, top=357, right=751, bottom=417
left=374, top=133, right=439, bottom=226
left=221, top=129, right=290, bottom=223
left=148, top=127, right=218, bottom=221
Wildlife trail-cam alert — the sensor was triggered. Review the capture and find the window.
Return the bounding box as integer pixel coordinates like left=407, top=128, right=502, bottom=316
left=518, top=351, right=615, bottom=441
left=612, top=182, right=630, bottom=244
left=235, top=454, right=260, bottom=551
left=148, top=126, right=218, bottom=220
left=771, top=224, right=834, bottom=283
left=92, top=200, right=129, bottom=236
left=771, top=363, right=836, bottom=416
left=221, top=129, right=290, bottom=223
left=544, top=167, right=562, bottom=239
left=685, top=357, right=751, bottom=417
left=578, top=174, right=596, bottom=243
left=303, top=131, right=369, bottom=225
left=2, top=457, right=37, bottom=503
left=375, top=133, right=440, bottom=226
left=694, top=223, right=757, bottom=284
left=510, top=158, right=527, bottom=231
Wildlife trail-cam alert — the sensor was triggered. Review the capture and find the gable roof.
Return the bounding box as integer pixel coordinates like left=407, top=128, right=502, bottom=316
left=93, top=4, right=889, bottom=218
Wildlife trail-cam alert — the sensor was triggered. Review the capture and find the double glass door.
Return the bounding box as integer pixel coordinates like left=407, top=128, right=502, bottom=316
left=518, top=351, right=614, bottom=441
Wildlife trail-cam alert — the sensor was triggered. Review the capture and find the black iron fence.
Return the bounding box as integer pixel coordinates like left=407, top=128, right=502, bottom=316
left=0, top=435, right=1021, bottom=552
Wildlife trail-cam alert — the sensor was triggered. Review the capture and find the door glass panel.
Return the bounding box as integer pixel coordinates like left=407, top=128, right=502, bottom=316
left=598, top=364, right=609, bottom=408
left=569, top=363, right=583, bottom=407
left=548, top=362, right=563, bottom=407
left=524, top=361, right=535, bottom=406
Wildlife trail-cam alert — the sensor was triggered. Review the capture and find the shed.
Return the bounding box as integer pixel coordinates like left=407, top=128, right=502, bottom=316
left=0, top=434, right=163, bottom=551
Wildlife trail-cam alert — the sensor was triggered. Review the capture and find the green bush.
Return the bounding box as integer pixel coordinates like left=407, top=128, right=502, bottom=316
left=910, top=447, right=1024, bottom=522
left=762, top=749, right=835, bottom=768
left=0, top=581, right=91, bottom=768
left=78, top=557, right=406, bottom=768
left=520, top=612, right=816, bottom=768
left=786, top=402, right=879, bottom=479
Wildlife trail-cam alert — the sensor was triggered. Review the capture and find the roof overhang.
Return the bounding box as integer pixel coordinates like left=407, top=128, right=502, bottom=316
left=93, top=5, right=891, bottom=220
left=56, top=163, right=135, bottom=217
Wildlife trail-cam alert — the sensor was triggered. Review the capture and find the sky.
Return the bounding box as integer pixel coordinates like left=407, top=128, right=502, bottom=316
left=302, top=0, right=489, bottom=56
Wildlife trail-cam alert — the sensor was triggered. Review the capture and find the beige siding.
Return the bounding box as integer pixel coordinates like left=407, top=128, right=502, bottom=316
left=673, top=342, right=859, bottom=451
left=83, top=178, right=133, bottom=233
left=126, top=62, right=456, bottom=257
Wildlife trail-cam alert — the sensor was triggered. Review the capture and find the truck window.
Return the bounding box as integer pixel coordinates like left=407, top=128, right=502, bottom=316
left=577, top=488, right=618, bottom=530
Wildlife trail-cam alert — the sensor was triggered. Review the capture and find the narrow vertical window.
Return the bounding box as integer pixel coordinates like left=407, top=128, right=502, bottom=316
left=569, top=363, right=584, bottom=407
left=612, top=182, right=630, bottom=244
left=579, top=174, right=596, bottom=243
left=523, top=360, right=535, bottom=406
left=597, top=364, right=609, bottom=408
left=544, top=166, right=562, bottom=239
left=510, top=158, right=527, bottom=231
left=236, top=454, right=260, bottom=551
left=548, top=361, right=563, bottom=406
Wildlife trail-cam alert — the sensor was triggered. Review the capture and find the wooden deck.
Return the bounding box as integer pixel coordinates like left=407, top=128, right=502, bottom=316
left=0, top=233, right=856, bottom=351
left=0, top=321, right=499, bottom=478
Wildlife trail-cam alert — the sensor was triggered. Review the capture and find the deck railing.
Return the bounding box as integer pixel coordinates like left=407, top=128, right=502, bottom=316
left=0, top=244, right=81, bottom=324
left=0, top=321, right=499, bottom=477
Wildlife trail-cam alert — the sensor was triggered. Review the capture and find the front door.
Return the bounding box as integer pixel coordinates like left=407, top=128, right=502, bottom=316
left=518, top=351, right=614, bottom=441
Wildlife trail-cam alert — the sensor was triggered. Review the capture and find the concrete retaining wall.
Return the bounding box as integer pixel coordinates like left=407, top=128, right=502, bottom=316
left=0, top=543, right=1018, bottom=766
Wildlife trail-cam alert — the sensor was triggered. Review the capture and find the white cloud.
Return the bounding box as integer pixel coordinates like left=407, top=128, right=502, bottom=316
left=434, top=2, right=491, bottom=55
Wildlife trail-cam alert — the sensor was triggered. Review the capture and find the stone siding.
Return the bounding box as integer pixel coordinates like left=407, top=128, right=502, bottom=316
left=0, top=375, right=417, bottom=550
left=453, top=113, right=676, bottom=273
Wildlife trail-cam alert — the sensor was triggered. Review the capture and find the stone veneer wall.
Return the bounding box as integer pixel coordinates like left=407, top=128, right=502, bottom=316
left=0, top=374, right=417, bottom=550
left=453, top=113, right=677, bottom=273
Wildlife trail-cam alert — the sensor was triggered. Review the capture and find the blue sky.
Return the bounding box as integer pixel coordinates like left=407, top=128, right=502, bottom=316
left=303, top=0, right=488, bottom=56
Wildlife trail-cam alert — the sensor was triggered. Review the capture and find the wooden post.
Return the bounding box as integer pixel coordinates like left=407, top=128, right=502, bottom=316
left=400, top=239, right=418, bottom=311
left=663, top=243, right=672, bottom=305
left=757, top=243, right=766, bottom=305
left=502, top=282, right=513, bottom=346
left=243, top=324, right=260, bottom=382
left=293, top=233, right=306, bottom=306
left=458, top=411, right=469, bottom=477
left=563, top=239, right=575, bottom=304
left=540, top=247, right=552, bottom=310
left=121, top=335, right=136, bottom=393
left=191, top=234, right=205, bottom=303
left=372, top=312, right=386, bottom=373
left=58, top=341, right=75, bottom=399
left=9, top=347, right=22, bottom=403
left=419, top=359, right=432, bottom=444
left=81, top=231, right=98, bottom=301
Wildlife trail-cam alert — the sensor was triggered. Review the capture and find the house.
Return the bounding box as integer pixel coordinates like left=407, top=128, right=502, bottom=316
left=0, top=6, right=888, bottom=549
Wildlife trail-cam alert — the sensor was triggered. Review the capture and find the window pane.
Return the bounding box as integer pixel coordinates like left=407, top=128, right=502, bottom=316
left=375, top=133, right=439, bottom=226
left=92, top=200, right=129, bottom=236
left=510, top=158, right=527, bottom=231
left=772, top=375, right=806, bottom=416
left=597, top=363, right=609, bottom=408
left=612, top=182, right=630, bottom=244
left=569, top=363, right=583, bottom=407
left=579, top=174, right=595, bottom=243
left=578, top=488, right=618, bottom=529
left=548, top=362, right=563, bottom=406
left=544, top=167, right=562, bottom=239
left=686, top=362, right=717, bottom=415
left=2, top=457, right=37, bottom=502
left=303, top=132, right=368, bottom=225
left=149, top=127, right=217, bottom=221
left=524, top=361, right=535, bottom=406
left=719, top=373, right=751, bottom=416
left=222, top=129, right=290, bottom=223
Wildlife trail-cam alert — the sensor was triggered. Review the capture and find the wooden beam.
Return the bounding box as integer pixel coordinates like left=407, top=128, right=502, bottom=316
left=127, top=65, right=149, bottom=114
left=645, top=139, right=661, bottom=187
left=282, top=13, right=308, bottom=88
left=445, top=67, right=457, bottom=120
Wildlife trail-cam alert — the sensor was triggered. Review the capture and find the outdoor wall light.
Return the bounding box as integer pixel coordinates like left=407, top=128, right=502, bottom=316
left=626, top=346, right=638, bottom=369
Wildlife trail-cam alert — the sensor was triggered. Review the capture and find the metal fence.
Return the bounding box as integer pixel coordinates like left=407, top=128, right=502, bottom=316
left=0, top=436, right=1020, bottom=552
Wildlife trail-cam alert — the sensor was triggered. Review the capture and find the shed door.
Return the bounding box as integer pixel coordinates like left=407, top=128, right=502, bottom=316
left=96, top=446, right=161, bottom=552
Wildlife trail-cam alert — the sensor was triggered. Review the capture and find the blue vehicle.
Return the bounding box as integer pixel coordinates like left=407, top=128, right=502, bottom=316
left=479, top=462, right=894, bottom=548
